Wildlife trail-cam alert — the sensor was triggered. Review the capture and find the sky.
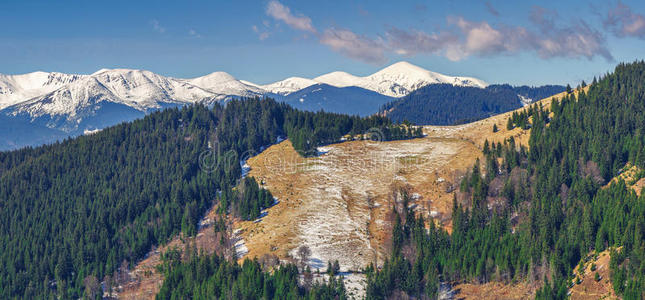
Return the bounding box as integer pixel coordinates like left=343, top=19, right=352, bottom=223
left=2, top=0, right=645, bottom=86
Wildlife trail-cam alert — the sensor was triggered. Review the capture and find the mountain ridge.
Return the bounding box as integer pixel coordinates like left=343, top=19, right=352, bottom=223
left=0, top=62, right=555, bottom=150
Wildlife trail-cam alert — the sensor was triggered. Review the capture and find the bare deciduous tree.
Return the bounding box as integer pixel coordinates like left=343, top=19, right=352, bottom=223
left=83, top=275, right=100, bottom=299
left=259, top=253, right=280, bottom=271
left=296, top=245, right=311, bottom=271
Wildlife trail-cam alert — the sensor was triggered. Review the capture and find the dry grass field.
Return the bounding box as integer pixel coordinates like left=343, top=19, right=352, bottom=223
left=569, top=249, right=620, bottom=300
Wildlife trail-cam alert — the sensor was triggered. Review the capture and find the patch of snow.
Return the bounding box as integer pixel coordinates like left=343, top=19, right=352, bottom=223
left=518, top=94, right=533, bottom=106
left=83, top=128, right=101, bottom=135
left=233, top=229, right=249, bottom=258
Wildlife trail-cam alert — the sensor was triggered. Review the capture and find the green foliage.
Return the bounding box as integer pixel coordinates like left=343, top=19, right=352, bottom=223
left=156, top=253, right=347, bottom=300
left=368, top=61, right=645, bottom=299
left=0, top=97, right=417, bottom=298
left=381, top=84, right=564, bottom=126
left=219, top=176, right=274, bottom=221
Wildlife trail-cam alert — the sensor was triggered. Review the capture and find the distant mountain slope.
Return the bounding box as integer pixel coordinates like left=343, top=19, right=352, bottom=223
left=279, top=84, right=394, bottom=117
left=487, top=84, right=568, bottom=105
left=382, top=84, right=565, bottom=125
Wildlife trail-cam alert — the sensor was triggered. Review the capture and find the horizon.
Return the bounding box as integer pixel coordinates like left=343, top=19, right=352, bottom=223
left=2, top=0, right=645, bottom=86
left=0, top=60, right=556, bottom=87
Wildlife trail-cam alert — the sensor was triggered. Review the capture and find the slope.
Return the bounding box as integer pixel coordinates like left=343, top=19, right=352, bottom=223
left=279, top=83, right=395, bottom=116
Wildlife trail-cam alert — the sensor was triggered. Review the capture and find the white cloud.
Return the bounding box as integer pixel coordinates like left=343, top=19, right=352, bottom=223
left=266, top=0, right=316, bottom=33
left=188, top=29, right=202, bottom=38
left=320, top=28, right=386, bottom=64
left=252, top=25, right=270, bottom=41
left=150, top=19, right=165, bottom=33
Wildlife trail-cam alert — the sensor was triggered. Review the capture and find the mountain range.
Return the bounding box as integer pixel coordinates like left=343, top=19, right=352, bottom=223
left=0, top=61, right=557, bottom=150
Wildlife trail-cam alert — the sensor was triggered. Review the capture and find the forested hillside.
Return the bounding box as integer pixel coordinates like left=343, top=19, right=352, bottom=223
left=155, top=251, right=347, bottom=299
left=366, top=62, right=645, bottom=299
left=0, top=97, right=419, bottom=298
left=381, top=84, right=564, bottom=125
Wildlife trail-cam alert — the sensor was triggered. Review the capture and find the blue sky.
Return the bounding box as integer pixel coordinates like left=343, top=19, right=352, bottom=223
left=2, top=0, right=645, bottom=86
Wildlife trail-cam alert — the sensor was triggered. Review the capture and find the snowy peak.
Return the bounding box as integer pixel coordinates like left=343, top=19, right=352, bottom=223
left=186, top=72, right=264, bottom=97
left=256, top=61, right=488, bottom=98
left=0, top=71, right=84, bottom=109
left=7, top=69, right=221, bottom=124
left=1, top=62, right=489, bottom=122
left=312, top=61, right=487, bottom=97
left=259, top=77, right=318, bottom=95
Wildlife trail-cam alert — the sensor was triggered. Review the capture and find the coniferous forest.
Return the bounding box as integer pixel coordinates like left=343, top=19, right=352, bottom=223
left=366, top=62, right=645, bottom=299
left=2, top=61, right=645, bottom=300
left=380, top=84, right=565, bottom=125
left=0, top=97, right=420, bottom=298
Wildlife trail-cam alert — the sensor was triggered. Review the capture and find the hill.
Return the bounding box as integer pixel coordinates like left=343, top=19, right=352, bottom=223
left=381, top=84, right=565, bottom=125
left=0, top=98, right=419, bottom=298
left=277, top=83, right=394, bottom=117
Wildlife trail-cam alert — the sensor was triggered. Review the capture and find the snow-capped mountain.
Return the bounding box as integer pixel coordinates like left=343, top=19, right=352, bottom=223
left=186, top=71, right=265, bottom=98
left=6, top=69, right=222, bottom=132
left=0, top=61, right=492, bottom=150
left=0, top=71, right=83, bottom=109
left=256, top=77, right=318, bottom=95
left=314, top=61, right=488, bottom=97
left=255, top=61, right=487, bottom=97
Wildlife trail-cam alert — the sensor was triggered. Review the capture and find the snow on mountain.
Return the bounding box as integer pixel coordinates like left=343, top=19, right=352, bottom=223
left=253, top=61, right=487, bottom=98
left=11, top=69, right=218, bottom=118
left=315, top=61, right=487, bottom=97
left=0, top=71, right=83, bottom=109
left=185, top=71, right=264, bottom=98
left=0, top=62, right=490, bottom=149
left=258, top=77, right=318, bottom=95
left=314, top=71, right=364, bottom=88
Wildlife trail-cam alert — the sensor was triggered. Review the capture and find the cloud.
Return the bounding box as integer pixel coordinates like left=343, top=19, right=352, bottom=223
left=528, top=6, right=613, bottom=61
left=485, top=1, right=500, bottom=17
left=252, top=25, right=270, bottom=41
left=259, top=1, right=611, bottom=64
left=320, top=28, right=386, bottom=64
left=604, top=1, right=645, bottom=38
left=188, top=29, right=202, bottom=38
left=387, top=11, right=612, bottom=62
left=385, top=27, right=461, bottom=59
left=150, top=19, right=165, bottom=33
left=263, top=1, right=383, bottom=63
left=266, top=0, right=316, bottom=33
